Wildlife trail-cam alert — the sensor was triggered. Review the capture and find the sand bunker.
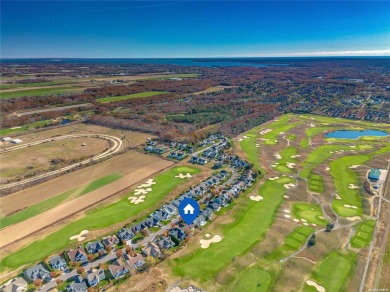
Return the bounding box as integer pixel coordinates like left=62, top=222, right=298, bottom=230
left=134, top=188, right=152, bottom=195
left=128, top=196, right=146, bottom=204
left=335, top=194, right=342, bottom=200
left=284, top=183, right=296, bottom=189
left=347, top=216, right=361, bottom=221
left=70, top=230, right=89, bottom=242
left=275, top=153, right=282, bottom=159
left=250, top=195, right=264, bottom=201
left=306, top=280, right=326, bottom=292
left=260, top=129, right=272, bottom=135
left=293, top=218, right=300, bottom=222
left=303, top=223, right=309, bottom=226
left=343, top=204, right=358, bottom=209
left=284, top=209, right=290, bottom=213
left=238, top=138, right=244, bottom=142
left=175, top=173, right=192, bottom=179
left=312, top=223, right=317, bottom=227
left=310, top=123, right=315, bottom=127
left=200, top=235, right=222, bottom=249
left=349, top=165, right=360, bottom=169
left=325, top=167, right=330, bottom=171
left=269, top=177, right=280, bottom=180
left=205, top=233, right=210, bottom=238
left=319, top=216, right=324, bottom=220
left=350, top=145, right=356, bottom=148
left=137, top=179, right=156, bottom=188
left=284, top=214, right=291, bottom=218
left=243, top=135, right=249, bottom=139
left=348, top=184, right=359, bottom=189
left=287, top=162, right=296, bottom=169
left=283, top=195, right=290, bottom=199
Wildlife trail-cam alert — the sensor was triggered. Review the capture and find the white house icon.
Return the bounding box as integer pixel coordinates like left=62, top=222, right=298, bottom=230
left=183, top=204, right=195, bottom=215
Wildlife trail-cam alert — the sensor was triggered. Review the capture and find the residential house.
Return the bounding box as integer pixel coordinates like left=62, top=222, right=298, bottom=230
left=201, top=207, right=214, bottom=220
left=155, top=236, right=175, bottom=250
left=169, top=228, right=187, bottom=241
left=49, top=255, right=67, bottom=271
left=68, top=246, right=88, bottom=263
left=208, top=202, right=221, bottom=212
left=102, top=235, right=119, bottom=248
left=132, top=222, right=146, bottom=233
left=108, top=260, right=129, bottom=280
left=142, top=242, right=162, bottom=258
left=23, top=263, right=50, bottom=282
left=152, top=209, right=170, bottom=222
left=1, top=277, right=28, bottom=292
left=86, top=240, right=105, bottom=254
left=162, top=203, right=177, bottom=216
left=66, top=282, right=88, bottom=292
left=143, top=217, right=159, bottom=228
left=123, top=254, right=145, bottom=270
left=86, top=269, right=105, bottom=287
left=193, top=215, right=207, bottom=227
left=117, top=227, right=135, bottom=244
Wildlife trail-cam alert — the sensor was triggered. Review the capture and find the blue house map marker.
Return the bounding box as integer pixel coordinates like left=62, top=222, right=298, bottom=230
left=179, top=198, right=200, bottom=225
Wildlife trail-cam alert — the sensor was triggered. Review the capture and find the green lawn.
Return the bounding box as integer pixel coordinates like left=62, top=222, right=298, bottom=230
left=350, top=220, right=375, bottom=248
left=96, top=91, right=167, bottom=103
left=291, top=203, right=328, bottom=225
left=0, top=86, right=83, bottom=99
left=0, top=166, right=199, bottom=271
left=274, top=146, right=297, bottom=174
left=169, top=177, right=293, bottom=283
left=239, top=134, right=259, bottom=169
left=303, top=251, right=357, bottom=292
left=266, top=226, right=315, bottom=261
left=0, top=120, right=56, bottom=136
left=0, top=173, right=123, bottom=229
left=233, top=268, right=272, bottom=292
left=307, top=174, right=324, bottom=193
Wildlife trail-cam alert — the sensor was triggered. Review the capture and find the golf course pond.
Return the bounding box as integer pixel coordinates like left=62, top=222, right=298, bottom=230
left=325, top=129, right=388, bottom=139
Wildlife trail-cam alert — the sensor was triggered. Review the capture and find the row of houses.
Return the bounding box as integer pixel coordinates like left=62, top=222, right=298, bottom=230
left=167, top=150, right=187, bottom=161
left=169, top=141, right=195, bottom=153
left=144, top=145, right=167, bottom=155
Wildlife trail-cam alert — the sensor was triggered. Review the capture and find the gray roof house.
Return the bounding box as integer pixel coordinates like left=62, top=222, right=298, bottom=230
left=1, top=277, right=28, bottom=292
left=169, top=228, right=187, bottom=241
left=155, top=236, right=175, bottom=250
left=102, top=235, right=119, bottom=248
left=86, top=240, right=105, bottom=254
left=86, top=269, right=105, bottom=287
left=193, top=215, right=207, bottom=227
left=49, top=255, right=67, bottom=271
left=24, top=263, right=50, bottom=282
left=142, top=242, right=162, bottom=258
left=117, top=227, right=135, bottom=243
left=66, top=282, right=88, bottom=292
left=123, top=254, right=145, bottom=270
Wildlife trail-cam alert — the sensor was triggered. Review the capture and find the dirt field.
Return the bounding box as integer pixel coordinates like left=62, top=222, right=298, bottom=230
left=3, top=123, right=153, bottom=149
left=0, top=137, right=109, bottom=181
left=0, top=150, right=164, bottom=216
left=0, top=151, right=173, bottom=248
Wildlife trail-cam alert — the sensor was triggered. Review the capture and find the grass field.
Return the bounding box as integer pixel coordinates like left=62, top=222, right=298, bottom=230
left=274, top=146, right=297, bottom=174
left=0, top=86, right=83, bottom=99
left=266, top=226, right=315, bottom=261
left=96, top=91, right=167, bottom=103
left=0, top=120, right=55, bottom=136
left=0, top=173, right=122, bottom=229
left=307, top=174, right=324, bottom=193
left=350, top=220, right=375, bottom=248
left=303, top=251, right=357, bottom=292
left=239, top=133, right=259, bottom=168
left=0, top=80, right=78, bottom=90
left=168, top=177, right=293, bottom=283
left=233, top=268, right=272, bottom=292
left=0, top=166, right=199, bottom=271
left=292, top=203, right=328, bottom=225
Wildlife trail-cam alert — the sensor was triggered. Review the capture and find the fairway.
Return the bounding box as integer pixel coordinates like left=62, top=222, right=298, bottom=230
left=233, top=268, right=272, bottom=292
left=0, top=166, right=199, bottom=271
left=0, top=86, right=83, bottom=99
left=350, top=220, right=375, bottom=248
left=303, top=252, right=356, bottom=292
left=292, top=203, right=328, bottom=225
left=96, top=91, right=167, bottom=103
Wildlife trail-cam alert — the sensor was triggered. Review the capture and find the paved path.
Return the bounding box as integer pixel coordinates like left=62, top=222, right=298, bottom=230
left=12, top=103, right=92, bottom=117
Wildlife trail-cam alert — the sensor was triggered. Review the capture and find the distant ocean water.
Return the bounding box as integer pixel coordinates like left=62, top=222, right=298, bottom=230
left=1, top=57, right=389, bottom=67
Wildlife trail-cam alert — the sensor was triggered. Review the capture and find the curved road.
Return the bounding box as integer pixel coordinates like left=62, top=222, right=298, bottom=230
left=0, top=134, right=123, bottom=190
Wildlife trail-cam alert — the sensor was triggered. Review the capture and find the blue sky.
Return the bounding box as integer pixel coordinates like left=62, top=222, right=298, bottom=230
left=1, top=1, right=389, bottom=58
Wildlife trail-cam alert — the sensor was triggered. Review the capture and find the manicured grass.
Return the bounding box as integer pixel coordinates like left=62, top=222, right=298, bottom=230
left=239, top=134, right=259, bottom=168
left=0, top=173, right=123, bottom=229
left=0, top=166, right=199, bottom=271
left=0, top=86, right=82, bottom=99
left=303, top=251, right=357, bottom=292
left=292, top=203, right=328, bottom=225
left=266, top=226, right=315, bottom=261
left=169, top=177, right=293, bottom=282
left=79, top=172, right=122, bottom=195
left=307, top=174, right=324, bottom=193
left=274, top=146, right=297, bottom=174
left=96, top=91, right=167, bottom=103
left=350, top=220, right=375, bottom=248
left=233, top=268, right=272, bottom=292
